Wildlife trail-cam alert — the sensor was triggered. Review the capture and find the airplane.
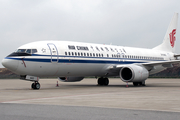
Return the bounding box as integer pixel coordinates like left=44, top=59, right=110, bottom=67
left=1, top=13, right=180, bottom=90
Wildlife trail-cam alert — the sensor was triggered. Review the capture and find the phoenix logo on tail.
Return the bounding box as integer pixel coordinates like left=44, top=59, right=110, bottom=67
left=169, top=29, right=176, bottom=48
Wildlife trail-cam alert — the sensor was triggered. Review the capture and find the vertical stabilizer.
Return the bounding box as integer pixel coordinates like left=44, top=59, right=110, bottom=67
left=153, top=13, right=178, bottom=53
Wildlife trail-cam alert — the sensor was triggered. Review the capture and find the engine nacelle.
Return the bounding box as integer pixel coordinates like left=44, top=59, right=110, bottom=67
left=58, top=77, right=84, bottom=82
left=120, top=64, right=149, bottom=82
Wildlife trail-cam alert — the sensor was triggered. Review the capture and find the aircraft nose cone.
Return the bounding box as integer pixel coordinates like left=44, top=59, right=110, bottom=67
left=2, top=58, right=19, bottom=72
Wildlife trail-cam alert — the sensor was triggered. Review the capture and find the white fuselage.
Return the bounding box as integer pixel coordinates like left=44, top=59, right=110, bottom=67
left=2, top=41, right=175, bottom=77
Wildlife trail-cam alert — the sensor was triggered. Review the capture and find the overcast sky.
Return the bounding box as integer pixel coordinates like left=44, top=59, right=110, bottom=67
left=1, top=0, right=180, bottom=68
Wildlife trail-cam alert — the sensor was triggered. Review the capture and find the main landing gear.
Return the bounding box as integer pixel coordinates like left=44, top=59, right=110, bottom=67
left=133, top=81, right=146, bottom=86
left=31, top=82, right=40, bottom=90
left=98, top=77, right=109, bottom=86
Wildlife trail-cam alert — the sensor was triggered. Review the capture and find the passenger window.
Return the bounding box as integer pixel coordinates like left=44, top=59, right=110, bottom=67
left=68, top=52, right=71, bottom=55
left=102, top=54, right=103, bottom=57
left=78, top=52, right=80, bottom=56
left=91, top=46, right=94, bottom=51
left=75, top=52, right=77, bottom=56
left=99, top=54, right=101, bottom=57
left=107, top=54, right=109, bottom=57
left=87, top=53, right=89, bottom=56
left=93, top=53, right=95, bottom=57
left=123, top=49, right=126, bottom=53
left=84, top=53, right=86, bottom=56
left=105, top=47, right=109, bottom=51
left=65, top=52, right=67, bottom=55
left=32, top=49, right=37, bottom=54
left=96, top=47, right=100, bottom=51
left=81, top=53, right=83, bottom=56
left=110, top=48, right=114, bottom=52
left=101, top=47, right=104, bottom=51
left=90, top=53, right=92, bottom=56
left=72, top=52, right=74, bottom=56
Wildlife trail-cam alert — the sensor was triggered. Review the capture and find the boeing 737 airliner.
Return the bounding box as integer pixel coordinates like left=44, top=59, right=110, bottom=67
left=2, top=13, right=180, bottom=90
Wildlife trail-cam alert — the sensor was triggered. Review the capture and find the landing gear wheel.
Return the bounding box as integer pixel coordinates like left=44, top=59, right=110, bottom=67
left=104, top=78, right=109, bottom=86
left=138, top=81, right=146, bottom=86
left=97, top=77, right=109, bottom=86
left=133, top=81, right=146, bottom=86
left=139, top=82, right=142, bottom=86
left=31, top=82, right=40, bottom=90
left=98, top=78, right=103, bottom=85
left=35, top=82, right=40, bottom=89
left=141, top=81, right=146, bottom=86
left=31, top=83, right=35, bottom=89
left=133, top=82, right=138, bottom=86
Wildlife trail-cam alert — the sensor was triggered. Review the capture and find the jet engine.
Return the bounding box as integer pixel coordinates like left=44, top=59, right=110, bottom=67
left=58, top=77, right=84, bottom=82
left=119, top=64, right=149, bottom=82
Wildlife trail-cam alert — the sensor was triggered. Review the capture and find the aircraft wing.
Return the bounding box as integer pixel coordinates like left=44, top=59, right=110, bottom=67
left=107, top=60, right=180, bottom=72
left=142, top=60, right=180, bottom=67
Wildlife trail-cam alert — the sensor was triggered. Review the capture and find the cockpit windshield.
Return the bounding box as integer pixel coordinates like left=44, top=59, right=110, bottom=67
left=15, top=49, right=38, bottom=54
left=7, top=49, right=38, bottom=57
left=16, top=49, right=26, bottom=53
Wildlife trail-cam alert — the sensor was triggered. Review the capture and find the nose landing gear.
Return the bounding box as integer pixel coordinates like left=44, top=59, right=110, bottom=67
left=20, top=75, right=40, bottom=90
left=31, top=82, right=40, bottom=90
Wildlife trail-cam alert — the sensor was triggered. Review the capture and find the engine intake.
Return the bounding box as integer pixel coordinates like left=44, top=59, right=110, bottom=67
left=120, top=64, right=149, bottom=82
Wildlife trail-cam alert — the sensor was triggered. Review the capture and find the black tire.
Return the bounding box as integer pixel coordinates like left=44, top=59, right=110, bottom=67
left=138, top=82, right=142, bottom=86
left=133, top=82, right=138, bottom=86
left=103, top=78, right=109, bottom=86
left=98, top=78, right=103, bottom=85
left=31, top=83, right=35, bottom=89
left=35, top=83, right=40, bottom=90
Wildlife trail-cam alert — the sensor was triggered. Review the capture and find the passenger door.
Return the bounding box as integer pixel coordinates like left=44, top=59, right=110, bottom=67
left=47, top=43, right=58, bottom=63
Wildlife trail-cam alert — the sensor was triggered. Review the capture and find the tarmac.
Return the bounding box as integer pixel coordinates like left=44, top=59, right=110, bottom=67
left=0, top=78, right=180, bottom=119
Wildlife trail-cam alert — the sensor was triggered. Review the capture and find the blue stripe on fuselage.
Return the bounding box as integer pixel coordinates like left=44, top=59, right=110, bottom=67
left=5, top=56, right=158, bottom=64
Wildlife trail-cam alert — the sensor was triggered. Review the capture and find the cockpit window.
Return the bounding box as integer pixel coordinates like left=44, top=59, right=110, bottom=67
left=15, top=49, right=38, bottom=54
left=16, top=49, right=26, bottom=53
left=32, top=49, right=37, bottom=54
left=8, top=49, right=38, bottom=57
left=26, top=49, right=32, bottom=54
